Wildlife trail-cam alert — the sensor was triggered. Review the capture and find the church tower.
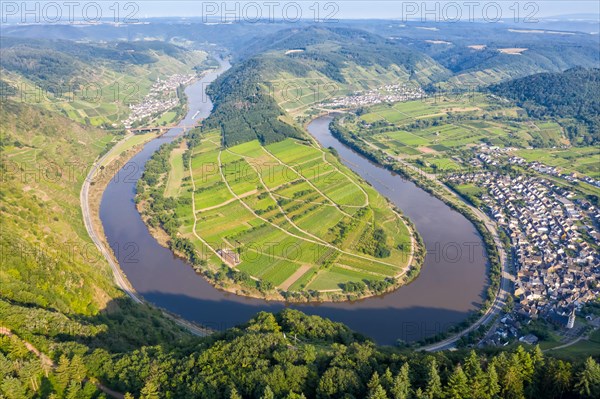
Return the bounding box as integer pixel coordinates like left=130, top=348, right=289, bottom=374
left=567, top=308, right=576, bottom=329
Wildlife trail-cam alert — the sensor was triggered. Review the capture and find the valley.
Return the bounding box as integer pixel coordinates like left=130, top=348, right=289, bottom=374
left=1, top=12, right=599, bottom=399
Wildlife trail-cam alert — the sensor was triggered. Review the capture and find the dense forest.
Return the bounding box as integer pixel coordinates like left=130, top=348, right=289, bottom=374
left=203, top=57, right=305, bottom=146
left=489, top=68, right=600, bottom=145
left=2, top=304, right=600, bottom=399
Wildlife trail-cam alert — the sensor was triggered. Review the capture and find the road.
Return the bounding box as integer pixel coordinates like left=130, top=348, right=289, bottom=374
left=358, top=137, right=513, bottom=351
left=79, top=134, right=210, bottom=337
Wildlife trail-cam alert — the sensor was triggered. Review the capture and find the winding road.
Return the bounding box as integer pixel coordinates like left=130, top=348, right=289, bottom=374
left=357, top=135, right=513, bottom=351
left=80, top=133, right=210, bottom=337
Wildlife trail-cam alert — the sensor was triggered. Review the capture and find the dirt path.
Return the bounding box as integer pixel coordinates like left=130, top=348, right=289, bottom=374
left=0, top=327, right=124, bottom=399
left=279, top=265, right=312, bottom=290
left=217, top=150, right=403, bottom=270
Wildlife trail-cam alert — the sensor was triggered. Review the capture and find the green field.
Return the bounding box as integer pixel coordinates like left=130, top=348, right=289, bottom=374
left=516, top=147, right=600, bottom=179
left=339, top=94, right=598, bottom=179
left=166, top=130, right=414, bottom=295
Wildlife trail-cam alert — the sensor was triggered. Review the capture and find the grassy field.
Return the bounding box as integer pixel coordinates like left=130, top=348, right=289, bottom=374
left=336, top=94, right=600, bottom=182
left=516, top=147, right=600, bottom=179
left=169, top=130, right=414, bottom=294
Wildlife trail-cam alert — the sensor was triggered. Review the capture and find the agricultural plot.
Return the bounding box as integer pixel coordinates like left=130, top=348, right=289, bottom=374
left=516, top=147, right=600, bottom=179
left=176, top=133, right=414, bottom=294
left=350, top=94, right=568, bottom=174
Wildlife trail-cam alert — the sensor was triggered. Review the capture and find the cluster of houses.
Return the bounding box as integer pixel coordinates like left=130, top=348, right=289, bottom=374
left=324, top=84, right=425, bottom=109
left=508, top=156, right=600, bottom=189
left=122, top=74, right=195, bottom=128
left=446, top=170, right=599, bottom=332
left=474, top=146, right=600, bottom=190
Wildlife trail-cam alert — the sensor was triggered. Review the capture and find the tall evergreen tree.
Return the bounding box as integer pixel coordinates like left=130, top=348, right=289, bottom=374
left=367, top=371, right=389, bottom=399
left=575, top=357, right=600, bottom=398
left=261, top=386, right=275, bottom=399
left=445, top=364, right=469, bottom=399
left=485, top=364, right=500, bottom=399
left=55, top=354, right=71, bottom=392
left=424, top=359, right=442, bottom=399
left=464, top=351, right=485, bottom=399
left=390, top=363, right=411, bottom=399
left=229, top=387, right=242, bottom=399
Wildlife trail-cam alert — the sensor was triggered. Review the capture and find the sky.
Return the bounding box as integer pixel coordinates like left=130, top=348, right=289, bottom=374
left=2, top=1, right=598, bottom=25
left=132, top=1, right=599, bottom=20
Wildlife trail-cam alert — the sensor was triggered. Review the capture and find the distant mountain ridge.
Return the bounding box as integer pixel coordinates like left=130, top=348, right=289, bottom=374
left=205, top=26, right=450, bottom=146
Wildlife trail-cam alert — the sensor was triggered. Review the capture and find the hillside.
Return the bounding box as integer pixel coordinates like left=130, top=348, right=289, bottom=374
left=0, top=36, right=207, bottom=127
left=353, top=21, right=600, bottom=87
left=3, top=305, right=600, bottom=398
left=0, top=100, right=194, bottom=397
left=489, top=68, right=600, bottom=145
left=204, top=26, right=450, bottom=146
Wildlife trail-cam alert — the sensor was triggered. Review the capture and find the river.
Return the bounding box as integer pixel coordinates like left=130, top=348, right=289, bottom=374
left=99, top=60, right=488, bottom=344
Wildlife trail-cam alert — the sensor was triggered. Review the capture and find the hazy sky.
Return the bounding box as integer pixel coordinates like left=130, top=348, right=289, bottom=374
left=133, top=1, right=599, bottom=19
left=4, top=1, right=598, bottom=24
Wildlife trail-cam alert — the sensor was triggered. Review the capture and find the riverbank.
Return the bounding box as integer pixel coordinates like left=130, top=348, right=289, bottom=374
left=326, top=116, right=511, bottom=348
left=97, top=58, right=488, bottom=345
left=135, top=125, right=427, bottom=303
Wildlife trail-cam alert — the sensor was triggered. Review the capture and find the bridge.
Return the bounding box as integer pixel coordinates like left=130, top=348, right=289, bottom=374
left=127, top=124, right=201, bottom=133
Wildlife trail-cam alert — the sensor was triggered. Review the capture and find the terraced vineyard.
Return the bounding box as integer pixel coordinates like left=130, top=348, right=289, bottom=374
left=140, top=129, right=419, bottom=301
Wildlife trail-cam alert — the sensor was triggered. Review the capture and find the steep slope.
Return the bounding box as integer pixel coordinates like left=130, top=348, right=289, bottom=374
left=205, top=26, right=449, bottom=146
left=0, top=36, right=207, bottom=127
left=489, top=67, right=600, bottom=145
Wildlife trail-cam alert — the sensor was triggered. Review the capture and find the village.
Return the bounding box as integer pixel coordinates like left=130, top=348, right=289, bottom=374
left=445, top=151, right=600, bottom=347
left=323, top=83, right=426, bottom=109
left=122, top=73, right=195, bottom=128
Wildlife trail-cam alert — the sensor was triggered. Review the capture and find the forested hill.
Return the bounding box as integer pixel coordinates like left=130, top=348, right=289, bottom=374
left=203, top=56, right=306, bottom=146
left=204, top=26, right=449, bottom=146
left=235, top=26, right=449, bottom=83
left=0, top=37, right=181, bottom=89
left=4, top=301, right=600, bottom=399
left=489, top=68, right=600, bottom=145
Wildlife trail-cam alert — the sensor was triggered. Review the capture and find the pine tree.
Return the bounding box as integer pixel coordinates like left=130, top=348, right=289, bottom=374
left=502, top=363, right=525, bottom=399
left=55, top=354, right=71, bottom=391
left=514, top=346, right=534, bottom=384
left=528, top=345, right=546, bottom=399
left=445, top=364, right=469, bottom=399
left=65, top=380, right=82, bottom=399
left=545, top=358, right=572, bottom=399
left=69, top=354, right=87, bottom=383
left=425, top=359, right=442, bottom=399
left=261, top=386, right=275, bottom=399
left=229, top=386, right=242, bottom=399
left=140, top=379, right=160, bottom=399
left=367, top=371, right=389, bottom=399
left=485, top=364, right=500, bottom=399
left=382, top=368, right=394, bottom=393
left=413, top=388, right=426, bottom=399
left=575, top=357, right=600, bottom=398
left=390, top=363, right=410, bottom=399
left=530, top=345, right=545, bottom=369
left=464, top=350, right=485, bottom=399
